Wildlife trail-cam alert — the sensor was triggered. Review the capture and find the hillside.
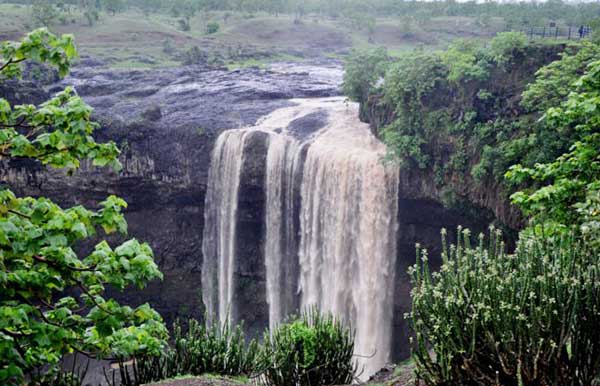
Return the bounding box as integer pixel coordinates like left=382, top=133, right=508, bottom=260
left=0, top=4, right=508, bottom=69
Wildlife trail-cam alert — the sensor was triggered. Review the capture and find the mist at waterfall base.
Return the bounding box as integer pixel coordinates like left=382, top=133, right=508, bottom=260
left=202, top=97, right=400, bottom=379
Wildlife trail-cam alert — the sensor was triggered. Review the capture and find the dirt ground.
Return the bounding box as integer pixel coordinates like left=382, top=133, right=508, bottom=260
left=145, top=375, right=252, bottom=386
left=144, top=361, right=418, bottom=386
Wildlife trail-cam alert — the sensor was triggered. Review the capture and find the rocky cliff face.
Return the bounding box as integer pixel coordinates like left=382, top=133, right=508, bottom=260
left=1, top=61, right=343, bottom=324
left=362, top=44, right=567, bottom=233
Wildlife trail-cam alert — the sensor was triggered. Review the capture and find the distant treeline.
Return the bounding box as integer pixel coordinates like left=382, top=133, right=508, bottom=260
left=5, top=0, right=600, bottom=26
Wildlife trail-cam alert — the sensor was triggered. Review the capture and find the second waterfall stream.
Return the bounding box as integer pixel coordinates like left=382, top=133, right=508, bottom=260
left=202, top=97, right=400, bottom=378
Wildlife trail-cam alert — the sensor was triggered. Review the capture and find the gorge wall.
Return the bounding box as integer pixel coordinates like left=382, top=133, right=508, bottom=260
left=359, top=43, right=568, bottom=233
left=1, top=60, right=503, bottom=374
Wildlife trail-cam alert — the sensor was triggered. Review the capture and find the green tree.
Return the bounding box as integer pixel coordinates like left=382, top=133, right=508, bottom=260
left=31, top=1, right=60, bottom=27
left=0, top=29, right=167, bottom=385
left=522, top=42, right=600, bottom=113
left=102, top=0, right=126, bottom=15
left=136, top=0, right=163, bottom=15
left=488, top=31, right=526, bottom=66
left=342, top=47, right=388, bottom=104
left=342, top=47, right=389, bottom=124
left=170, top=0, right=198, bottom=17
left=206, top=21, right=220, bottom=34
left=78, top=0, right=100, bottom=26
left=507, top=60, right=600, bottom=235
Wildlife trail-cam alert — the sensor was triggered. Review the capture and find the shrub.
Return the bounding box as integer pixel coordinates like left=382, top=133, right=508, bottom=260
left=441, top=40, right=489, bottom=83
left=31, top=1, right=59, bottom=27
left=178, top=17, right=190, bottom=31
left=162, top=38, right=175, bottom=55
left=259, top=309, right=356, bottom=386
left=342, top=47, right=389, bottom=104
left=206, top=21, right=220, bottom=34
left=108, top=319, right=260, bottom=386
left=181, top=46, right=207, bottom=65
left=379, top=52, right=448, bottom=168
left=409, top=227, right=600, bottom=386
left=507, top=61, right=600, bottom=229
left=489, top=31, right=526, bottom=65
left=84, top=8, right=99, bottom=26
left=521, top=42, right=600, bottom=113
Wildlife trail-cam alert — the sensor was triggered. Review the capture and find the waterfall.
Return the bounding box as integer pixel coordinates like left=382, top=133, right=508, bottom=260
left=265, top=135, right=303, bottom=330
left=297, top=102, right=399, bottom=377
left=201, top=129, right=248, bottom=326
left=201, top=97, right=399, bottom=378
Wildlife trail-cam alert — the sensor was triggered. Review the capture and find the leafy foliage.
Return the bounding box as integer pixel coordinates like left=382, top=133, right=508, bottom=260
left=0, top=29, right=167, bottom=385
left=0, top=28, right=75, bottom=80
left=522, top=42, right=600, bottom=112
left=507, top=59, right=600, bottom=233
left=409, top=51, right=600, bottom=386
left=348, top=34, right=600, bottom=220
left=441, top=40, right=488, bottom=83
left=488, top=31, right=527, bottom=65
left=377, top=33, right=533, bottom=172
left=379, top=50, right=448, bottom=168
left=409, top=227, right=600, bottom=386
left=342, top=47, right=389, bottom=104
left=206, top=21, right=220, bottom=34
left=259, top=309, right=356, bottom=386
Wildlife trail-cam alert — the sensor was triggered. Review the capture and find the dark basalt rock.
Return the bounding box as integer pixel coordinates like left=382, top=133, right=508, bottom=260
left=141, top=104, right=163, bottom=121
left=1, top=60, right=344, bottom=326
left=286, top=109, right=328, bottom=140
left=234, top=130, right=270, bottom=337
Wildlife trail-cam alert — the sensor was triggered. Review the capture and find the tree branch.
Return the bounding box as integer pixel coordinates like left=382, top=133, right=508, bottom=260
left=8, top=209, right=31, bottom=219
left=0, top=116, right=31, bottom=129
left=77, top=282, right=118, bottom=317
left=0, top=57, right=25, bottom=73
left=33, top=255, right=97, bottom=272
left=0, top=328, right=32, bottom=338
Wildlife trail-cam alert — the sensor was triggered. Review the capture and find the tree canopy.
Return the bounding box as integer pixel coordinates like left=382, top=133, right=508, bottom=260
left=11, top=0, right=600, bottom=28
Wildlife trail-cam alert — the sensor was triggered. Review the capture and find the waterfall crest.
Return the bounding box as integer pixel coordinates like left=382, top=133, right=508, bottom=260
left=201, top=97, right=399, bottom=378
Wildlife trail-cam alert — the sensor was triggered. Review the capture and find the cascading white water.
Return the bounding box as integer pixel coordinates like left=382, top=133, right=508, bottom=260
left=265, top=135, right=303, bottom=330
left=202, top=97, right=399, bottom=378
left=201, top=130, right=248, bottom=326
left=296, top=99, right=399, bottom=378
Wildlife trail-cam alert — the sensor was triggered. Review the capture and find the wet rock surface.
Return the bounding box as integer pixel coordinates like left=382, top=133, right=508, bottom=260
left=2, top=60, right=343, bottom=326
left=286, top=109, right=328, bottom=139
